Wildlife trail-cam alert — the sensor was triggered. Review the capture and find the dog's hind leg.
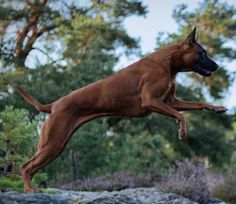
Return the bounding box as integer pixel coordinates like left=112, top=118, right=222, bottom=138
left=20, top=145, right=58, bottom=192
left=20, top=112, right=81, bottom=192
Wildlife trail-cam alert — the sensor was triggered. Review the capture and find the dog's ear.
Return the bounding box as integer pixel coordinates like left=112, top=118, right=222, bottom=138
left=185, top=26, right=197, bottom=47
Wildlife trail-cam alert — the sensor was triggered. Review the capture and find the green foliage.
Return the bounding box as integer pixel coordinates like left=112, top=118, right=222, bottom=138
left=0, top=106, right=47, bottom=191
left=0, top=175, right=23, bottom=192
left=32, top=172, right=48, bottom=188
left=0, top=0, right=146, bottom=69
left=103, top=117, right=176, bottom=174
left=0, top=106, right=37, bottom=173
left=0, top=172, right=48, bottom=192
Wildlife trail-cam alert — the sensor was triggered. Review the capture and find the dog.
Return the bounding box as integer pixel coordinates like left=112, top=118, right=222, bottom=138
left=16, top=27, right=227, bottom=192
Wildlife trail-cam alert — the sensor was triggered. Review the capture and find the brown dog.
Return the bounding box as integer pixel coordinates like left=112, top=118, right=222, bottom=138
left=16, top=27, right=227, bottom=192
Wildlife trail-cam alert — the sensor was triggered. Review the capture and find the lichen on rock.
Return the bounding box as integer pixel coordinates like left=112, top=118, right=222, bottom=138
left=0, top=188, right=226, bottom=204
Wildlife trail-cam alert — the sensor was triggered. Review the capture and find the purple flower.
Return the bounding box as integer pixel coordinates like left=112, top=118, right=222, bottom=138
left=155, top=158, right=211, bottom=203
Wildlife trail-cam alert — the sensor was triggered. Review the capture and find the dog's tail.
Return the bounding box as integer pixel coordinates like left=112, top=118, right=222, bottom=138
left=15, top=85, right=52, bottom=113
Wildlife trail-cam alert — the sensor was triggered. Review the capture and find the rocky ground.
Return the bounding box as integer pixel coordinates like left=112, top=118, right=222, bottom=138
left=0, top=187, right=227, bottom=204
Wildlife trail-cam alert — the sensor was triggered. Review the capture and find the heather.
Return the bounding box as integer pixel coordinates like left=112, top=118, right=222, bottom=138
left=155, top=158, right=236, bottom=203
left=209, top=172, right=236, bottom=204
left=155, top=159, right=211, bottom=203
left=60, top=171, right=153, bottom=191
left=59, top=159, right=236, bottom=203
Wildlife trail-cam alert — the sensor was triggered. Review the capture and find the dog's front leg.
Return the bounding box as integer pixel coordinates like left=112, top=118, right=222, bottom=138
left=168, top=97, right=227, bottom=113
left=141, top=96, right=186, bottom=140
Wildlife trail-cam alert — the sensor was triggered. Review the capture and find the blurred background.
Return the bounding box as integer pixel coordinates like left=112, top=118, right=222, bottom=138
left=0, top=0, right=235, bottom=203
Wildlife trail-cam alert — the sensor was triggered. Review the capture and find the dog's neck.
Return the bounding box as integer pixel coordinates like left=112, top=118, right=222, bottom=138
left=147, top=44, right=183, bottom=77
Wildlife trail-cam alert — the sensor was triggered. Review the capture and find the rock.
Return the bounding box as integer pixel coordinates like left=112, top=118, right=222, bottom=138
left=0, top=191, right=71, bottom=204
left=0, top=188, right=227, bottom=204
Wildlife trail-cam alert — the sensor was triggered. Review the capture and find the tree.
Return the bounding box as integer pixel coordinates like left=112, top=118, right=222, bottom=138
left=0, top=106, right=48, bottom=191
left=0, top=0, right=59, bottom=68
left=0, top=0, right=146, bottom=69
left=0, top=106, right=37, bottom=175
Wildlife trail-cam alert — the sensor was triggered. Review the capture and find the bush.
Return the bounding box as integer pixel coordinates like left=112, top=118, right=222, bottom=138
left=60, top=171, right=153, bottom=191
left=210, top=172, right=236, bottom=204
left=0, top=175, right=23, bottom=192
left=0, top=106, right=37, bottom=174
left=0, top=172, right=47, bottom=192
left=155, top=158, right=211, bottom=204
left=32, top=172, right=48, bottom=188
left=0, top=106, right=47, bottom=191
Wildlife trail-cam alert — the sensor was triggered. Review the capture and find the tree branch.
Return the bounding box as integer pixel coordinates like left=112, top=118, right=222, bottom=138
left=15, top=0, right=48, bottom=67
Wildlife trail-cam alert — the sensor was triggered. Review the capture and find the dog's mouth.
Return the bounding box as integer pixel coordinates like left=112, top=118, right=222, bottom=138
left=192, top=65, right=213, bottom=77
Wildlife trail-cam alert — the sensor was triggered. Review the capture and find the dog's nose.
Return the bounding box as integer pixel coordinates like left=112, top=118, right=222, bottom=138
left=210, top=62, right=218, bottom=72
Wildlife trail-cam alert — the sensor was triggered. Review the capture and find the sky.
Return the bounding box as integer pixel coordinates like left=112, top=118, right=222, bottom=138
left=118, top=0, right=236, bottom=109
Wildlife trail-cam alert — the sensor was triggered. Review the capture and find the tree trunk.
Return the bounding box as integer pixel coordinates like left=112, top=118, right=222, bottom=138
left=3, top=140, right=10, bottom=175
left=71, top=150, right=77, bottom=182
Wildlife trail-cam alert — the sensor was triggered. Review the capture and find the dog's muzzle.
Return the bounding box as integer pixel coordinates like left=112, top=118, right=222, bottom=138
left=192, top=61, right=219, bottom=77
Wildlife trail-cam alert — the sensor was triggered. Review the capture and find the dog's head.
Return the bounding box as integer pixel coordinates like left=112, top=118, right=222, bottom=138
left=179, top=27, right=218, bottom=77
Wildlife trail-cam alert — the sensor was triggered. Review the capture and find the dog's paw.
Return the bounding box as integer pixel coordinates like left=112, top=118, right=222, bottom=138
left=24, top=187, right=41, bottom=193
left=178, top=128, right=186, bottom=140
left=212, top=106, right=228, bottom=113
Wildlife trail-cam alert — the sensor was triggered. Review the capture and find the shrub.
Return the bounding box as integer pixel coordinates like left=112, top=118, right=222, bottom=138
left=0, top=106, right=37, bottom=174
left=210, top=172, right=236, bottom=204
left=0, top=175, right=23, bottom=192
left=0, top=106, right=47, bottom=191
left=32, top=172, right=48, bottom=188
left=155, top=158, right=211, bottom=204
left=0, top=172, right=48, bottom=192
left=61, top=171, right=153, bottom=191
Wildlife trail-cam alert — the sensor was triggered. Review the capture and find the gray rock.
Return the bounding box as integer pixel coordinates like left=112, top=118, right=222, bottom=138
left=0, top=191, right=71, bottom=204
left=108, top=188, right=196, bottom=204
left=0, top=188, right=227, bottom=204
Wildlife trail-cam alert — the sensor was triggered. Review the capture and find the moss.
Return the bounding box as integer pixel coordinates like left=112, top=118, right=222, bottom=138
left=0, top=175, right=24, bottom=192
left=0, top=172, right=48, bottom=192
left=41, top=188, right=60, bottom=195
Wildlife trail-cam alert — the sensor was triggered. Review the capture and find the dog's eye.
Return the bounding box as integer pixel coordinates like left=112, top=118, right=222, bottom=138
left=200, top=51, right=206, bottom=58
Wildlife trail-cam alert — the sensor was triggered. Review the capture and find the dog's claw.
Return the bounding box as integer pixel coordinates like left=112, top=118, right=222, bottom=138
left=24, top=187, right=41, bottom=193
left=178, top=128, right=186, bottom=140
left=213, top=106, right=228, bottom=114
left=216, top=109, right=227, bottom=113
